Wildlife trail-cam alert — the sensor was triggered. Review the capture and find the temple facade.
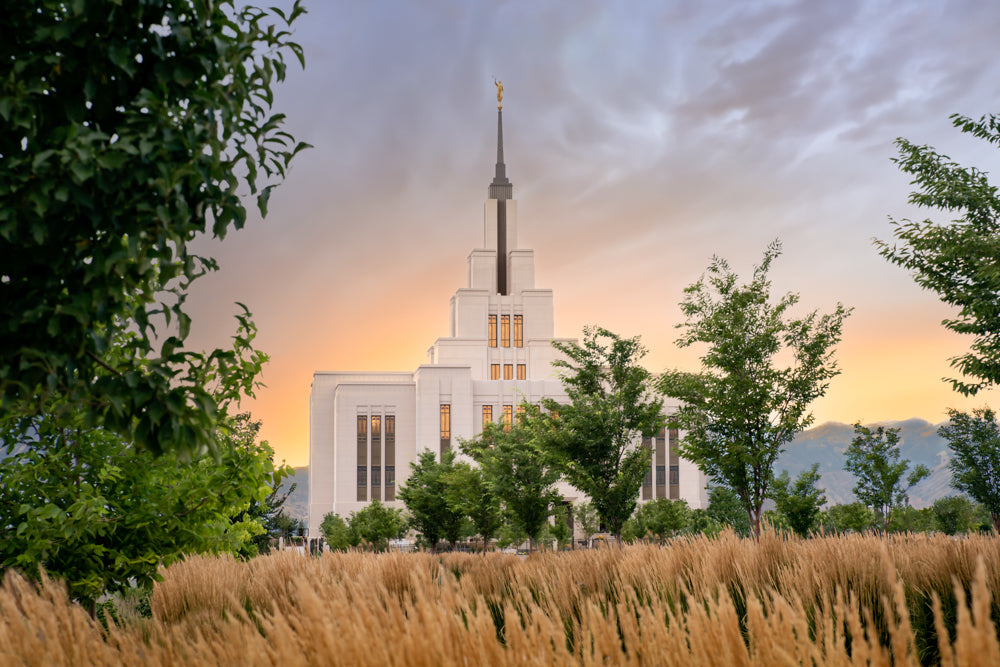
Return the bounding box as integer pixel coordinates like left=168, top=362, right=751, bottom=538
left=307, top=105, right=706, bottom=537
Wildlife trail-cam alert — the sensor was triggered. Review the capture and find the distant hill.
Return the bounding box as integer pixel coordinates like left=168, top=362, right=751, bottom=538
left=277, top=466, right=308, bottom=522
left=777, top=418, right=954, bottom=508
left=285, top=420, right=956, bottom=518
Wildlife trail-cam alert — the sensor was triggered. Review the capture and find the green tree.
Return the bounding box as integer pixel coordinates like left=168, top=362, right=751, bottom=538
left=319, top=514, right=357, bottom=552
left=875, top=113, right=1000, bottom=396
left=819, top=502, right=876, bottom=534
left=397, top=449, right=465, bottom=552
left=573, top=501, right=601, bottom=548
left=443, top=463, right=501, bottom=553
left=660, top=242, right=850, bottom=537
left=543, top=327, right=664, bottom=544
left=0, top=411, right=279, bottom=614
left=462, top=414, right=562, bottom=552
left=844, top=423, right=930, bottom=532
left=930, top=496, right=978, bottom=535
left=771, top=464, right=827, bottom=537
left=0, top=0, right=309, bottom=458
left=348, top=500, right=405, bottom=552
left=705, top=485, right=752, bottom=536
left=547, top=505, right=573, bottom=550
left=938, top=407, right=1000, bottom=531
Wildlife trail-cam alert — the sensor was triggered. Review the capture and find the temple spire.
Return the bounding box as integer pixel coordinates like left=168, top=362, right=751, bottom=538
left=488, top=109, right=512, bottom=200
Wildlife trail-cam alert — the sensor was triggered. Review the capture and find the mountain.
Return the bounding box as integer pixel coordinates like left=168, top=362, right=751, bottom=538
left=777, top=418, right=953, bottom=508
left=277, top=466, right=308, bottom=522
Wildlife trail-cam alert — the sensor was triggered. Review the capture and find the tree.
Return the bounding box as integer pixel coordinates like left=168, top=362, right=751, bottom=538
left=660, top=241, right=850, bottom=537
left=543, top=327, right=664, bottom=544
left=937, top=407, right=1000, bottom=531
left=461, top=414, right=562, bottom=552
left=348, top=500, right=405, bottom=552
left=930, top=496, right=978, bottom=536
left=771, top=464, right=827, bottom=537
left=320, top=514, right=357, bottom=552
left=844, top=423, right=930, bottom=532
left=573, top=501, right=601, bottom=548
left=0, top=410, right=280, bottom=613
left=443, top=463, right=502, bottom=553
left=705, top=485, right=752, bottom=536
left=819, top=502, right=876, bottom=534
left=623, top=499, right=691, bottom=543
left=875, top=113, right=1000, bottom=396
left=0, top=1, right=309, bottom=458
left=397, top=449, right=465, bottom=552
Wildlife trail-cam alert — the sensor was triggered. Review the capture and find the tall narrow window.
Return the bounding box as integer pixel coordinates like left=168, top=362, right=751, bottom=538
left=385, top=415, right=396, bottom=501
left=642, top=436, right=653, bottom=500
left=655, top=426, right=666, bottom=499
left=488, top=315, right=497, bottom=348
left=371, top=415, right=381, bottom=494
left=502, top=404, right=513, bottom=431
left=503, top=364, right=513, bottom=380
left=356, top=415, right=367, bottom=501
left=513, top=315, right=523, bottom=347
left=440, top=404, right=451, bottom=453
left=669, top=426, right=680, bottom=500
left=516, top=364, right=526, bottom=380
left=482, top=405, right=493, bottom=427
left=516, top=404, right=526, bottom=424
left=491, top=363, right=500, bottom=380
left=500, top=315, right=510, bottom=347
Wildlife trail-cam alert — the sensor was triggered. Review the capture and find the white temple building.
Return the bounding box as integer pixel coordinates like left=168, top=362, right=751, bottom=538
left=308, top=103, right=706, bottom=537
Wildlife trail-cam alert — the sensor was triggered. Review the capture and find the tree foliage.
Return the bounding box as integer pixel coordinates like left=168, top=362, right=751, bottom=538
left=622, top=499, right=691, bottom=543
left=573, top=501, right=601, bottom=546
left=0, top=410, right=280, bottom=611
left=938, top=407, right=1000, bottom=531
left=660, top=241, right=850, bottom=537
left=875, top=113, right=1000, bottom=396
left=397, top=449, right=466, bottom=552
left=462, top=414, right=562, bottom=551
left=771, top=464, right=827, bottom=537
left=844, top=423, right=930, bottom=532
left=319, top=514, right=356, bottom=552
left=819, top=502, right=876, bottom=534
left=930, top=496, right=980, bottom=536
left=544, top=327, right=663, bottom=542
left=443, top=463, right=502, bottom=552
left=347, top=500, right=405, bottom=552
left=0, top=0, right=309, bottom=458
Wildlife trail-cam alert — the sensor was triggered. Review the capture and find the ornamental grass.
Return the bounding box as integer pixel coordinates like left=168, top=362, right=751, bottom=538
left=2, top=531, right=1000, bottom=665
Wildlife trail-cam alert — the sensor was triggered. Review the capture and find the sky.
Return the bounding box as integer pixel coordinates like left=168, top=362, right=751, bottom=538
left=186, top=0, right=1000, bottom=467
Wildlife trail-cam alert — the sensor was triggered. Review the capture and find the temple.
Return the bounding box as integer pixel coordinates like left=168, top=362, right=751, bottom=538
left=307, top=101, right=706, bottom=537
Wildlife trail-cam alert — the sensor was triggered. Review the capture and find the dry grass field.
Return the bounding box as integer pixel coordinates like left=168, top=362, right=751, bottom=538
left=2, top=530, right=1000, bottom=665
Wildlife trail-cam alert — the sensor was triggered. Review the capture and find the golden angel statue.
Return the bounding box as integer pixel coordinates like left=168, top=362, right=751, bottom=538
left=494, top=78, right=503, bottom=109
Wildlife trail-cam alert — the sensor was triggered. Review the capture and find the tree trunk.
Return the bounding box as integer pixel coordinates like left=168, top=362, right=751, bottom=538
left=991, top=513, right=999, bottom=534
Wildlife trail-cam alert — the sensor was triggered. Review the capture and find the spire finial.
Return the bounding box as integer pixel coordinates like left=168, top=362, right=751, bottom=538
left=488, top=80, right=512, bottom=200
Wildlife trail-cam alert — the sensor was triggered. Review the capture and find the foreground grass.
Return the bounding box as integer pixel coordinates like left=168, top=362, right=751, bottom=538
left=2, top=531, right=1000, bottom=665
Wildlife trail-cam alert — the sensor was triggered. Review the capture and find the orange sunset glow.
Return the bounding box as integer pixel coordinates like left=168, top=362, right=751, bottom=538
left=186, top=1, right=1000, bottom=467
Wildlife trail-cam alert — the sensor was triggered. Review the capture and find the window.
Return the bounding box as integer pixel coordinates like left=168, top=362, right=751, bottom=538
left=371, top=415, right=381, bottom=467
left=488, top=315, right=497, bottom=347
left=513, top=315, right=523, bottom=347
left=503, top=364, right=513, bottom=380
left=516, top=404, right=526, bottom=424
left=356, top=415, right=367, bottom=501
left=500, top=314, right=510, bottom=347
left=491, top=363, right=500, bottom=380
left=385, top=416, right=395, bottom=500
left=372, top=466, right=381, bottom=487
left=670, top=466, right=679, bottom=486
left=516, top=364, right=526, bottom=380
left=502, top=404, right=513, bottom=430
left=656, top=465, right=666, bottom=486
left=482, top=405, right=493, bottom=427
left=440, top=404, right=451, bottom=453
